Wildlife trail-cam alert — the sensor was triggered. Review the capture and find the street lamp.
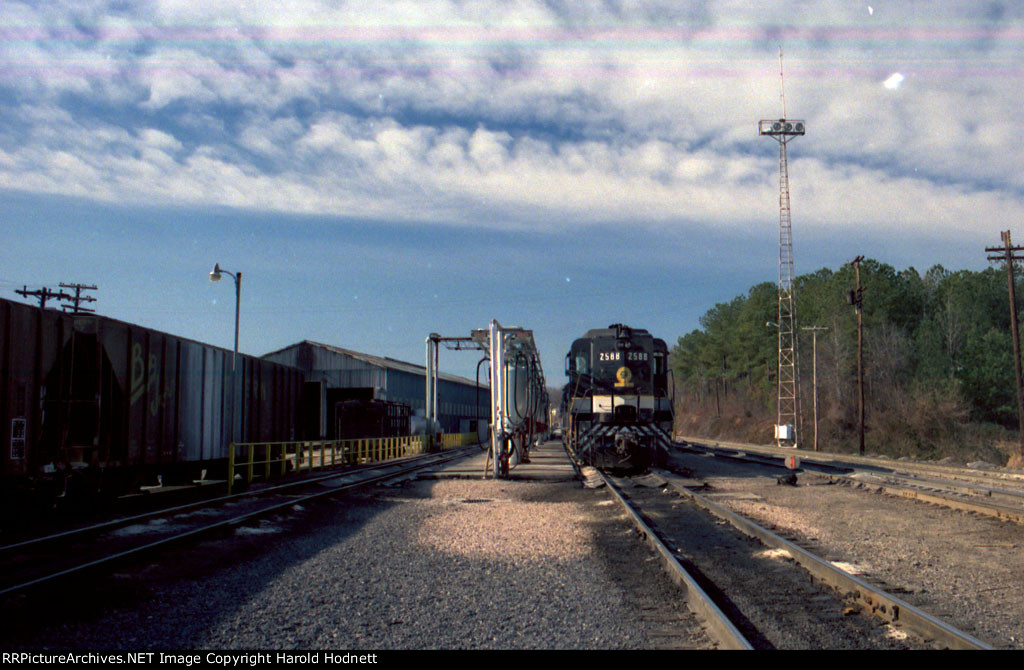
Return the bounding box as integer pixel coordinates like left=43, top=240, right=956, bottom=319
left=209, top=263, right=241, bottom=371
left=210, top=263, right=242, bottom=446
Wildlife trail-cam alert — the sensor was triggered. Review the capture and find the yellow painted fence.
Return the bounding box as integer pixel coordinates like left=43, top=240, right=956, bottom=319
left=227, top=432, right=482, bottom=494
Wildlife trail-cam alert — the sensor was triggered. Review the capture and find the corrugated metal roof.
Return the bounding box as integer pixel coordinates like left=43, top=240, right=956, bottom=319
left=261, top=340, right=487, bottom=388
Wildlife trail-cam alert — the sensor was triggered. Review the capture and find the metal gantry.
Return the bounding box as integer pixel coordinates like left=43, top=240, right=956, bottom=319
left=425, top=333, right=489, bottom=443
left=475, top=321, right=545, bottom=479
left=426, top=321, right=546, bottom=478
left=759, top=117, right=805, bottom=448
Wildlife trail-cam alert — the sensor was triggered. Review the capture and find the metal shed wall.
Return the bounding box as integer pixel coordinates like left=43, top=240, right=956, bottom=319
left=263, top=341, right=489, bottom=434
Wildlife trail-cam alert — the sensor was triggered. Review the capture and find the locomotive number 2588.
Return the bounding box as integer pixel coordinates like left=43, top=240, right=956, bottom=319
left=599, top=351, right=648, bottom=362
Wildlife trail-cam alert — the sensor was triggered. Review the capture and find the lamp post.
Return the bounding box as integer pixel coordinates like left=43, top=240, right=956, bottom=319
left=210, top=263, right=242, bottom=444
left=209, top=263, right=241, bottom=371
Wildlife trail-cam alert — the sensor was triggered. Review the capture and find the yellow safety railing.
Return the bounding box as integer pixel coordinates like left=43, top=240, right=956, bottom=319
left=440, top=432, right=484, bottom=449
left=227, top=436, right=487, bottom=493
left=227, top=434, right=428, bottom=494
left=227, top=432, right=490, bottom=492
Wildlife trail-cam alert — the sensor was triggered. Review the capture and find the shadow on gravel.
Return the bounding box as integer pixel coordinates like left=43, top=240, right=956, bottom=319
left=0, top=490, right=399, bottom=649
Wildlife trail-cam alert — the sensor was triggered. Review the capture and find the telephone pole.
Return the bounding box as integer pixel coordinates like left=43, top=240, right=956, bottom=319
left=58, top=283, right=97, bottom=313
left=986, top=231, right=1024, bottom=458
left=802, top=326, right=829, bottom=452
left=15, top=285, right=67, bottom=309
left=847, top=256, right=865, bottom=455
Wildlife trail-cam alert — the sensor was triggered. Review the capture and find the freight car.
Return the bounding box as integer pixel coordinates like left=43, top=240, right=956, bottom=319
left=561, top=324, right=673, bottom=471
left=335, top=399, right=411, bottom=440
left=0, top=297, right=302, bottom=522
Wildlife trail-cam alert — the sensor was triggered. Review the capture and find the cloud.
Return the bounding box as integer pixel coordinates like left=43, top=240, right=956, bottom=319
left=0, top=0, right=1023, bottom=240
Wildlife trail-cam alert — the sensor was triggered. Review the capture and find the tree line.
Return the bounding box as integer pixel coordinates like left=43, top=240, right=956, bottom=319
left=670, top=259, right=1019, bottom=462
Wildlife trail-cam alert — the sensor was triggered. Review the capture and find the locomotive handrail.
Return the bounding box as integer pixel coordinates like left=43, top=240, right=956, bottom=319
left=227, top=432, right=483, bottom=493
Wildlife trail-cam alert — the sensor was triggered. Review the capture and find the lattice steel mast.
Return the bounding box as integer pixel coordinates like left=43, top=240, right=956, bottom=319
left=759, top=50, right=805, bottom=448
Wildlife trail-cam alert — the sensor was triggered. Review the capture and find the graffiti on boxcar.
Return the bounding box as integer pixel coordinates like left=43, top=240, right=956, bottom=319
left=130, top=342, right=163, bottom=416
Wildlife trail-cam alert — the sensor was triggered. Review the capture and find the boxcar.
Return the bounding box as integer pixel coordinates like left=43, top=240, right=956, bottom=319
left=0, top=297, right=302, bottom=516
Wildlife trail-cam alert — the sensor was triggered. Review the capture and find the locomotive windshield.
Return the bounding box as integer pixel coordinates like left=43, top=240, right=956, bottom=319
left=575, top=351, right=589, bottom=375
left=592, top=343, right=651, bottom=389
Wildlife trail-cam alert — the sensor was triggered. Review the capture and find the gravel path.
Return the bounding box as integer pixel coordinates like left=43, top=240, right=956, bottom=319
left=3, top=477, right=710, bottom=650
left=668, top=449, right=1024, bottom=649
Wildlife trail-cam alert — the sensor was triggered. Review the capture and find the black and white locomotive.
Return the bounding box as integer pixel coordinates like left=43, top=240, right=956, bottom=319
left=560, top=324, right=674, bottom=471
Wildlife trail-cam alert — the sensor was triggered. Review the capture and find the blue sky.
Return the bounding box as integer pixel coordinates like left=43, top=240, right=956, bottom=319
left=3, top=1, right=1023, bottom=384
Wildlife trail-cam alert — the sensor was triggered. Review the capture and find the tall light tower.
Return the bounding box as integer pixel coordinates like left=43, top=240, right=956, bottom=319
left=759, top=54, right=805, bottom=448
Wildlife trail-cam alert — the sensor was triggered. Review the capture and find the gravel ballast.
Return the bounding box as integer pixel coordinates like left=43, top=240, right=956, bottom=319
left=668, top=449, right=1024, bottom=649
left=3, top=476, right=710, bottom=650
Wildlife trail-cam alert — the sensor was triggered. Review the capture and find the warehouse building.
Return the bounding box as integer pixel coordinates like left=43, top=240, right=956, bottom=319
left=261, top=340, right=489, bottom=439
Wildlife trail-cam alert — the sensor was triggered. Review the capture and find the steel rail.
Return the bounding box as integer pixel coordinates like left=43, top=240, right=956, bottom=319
left=656, top=469, right=993, bottom=650
left=0, top=448, right=472, bottom=598
left=680, top=441, right=1024, bottom=526
left=681, top=436, right=1024, bottom=486
left=0, top=448, right=478, bottom=556
left=597, top=470, right=754, bottom=650
left=821, top=472, right=1024, bottom=525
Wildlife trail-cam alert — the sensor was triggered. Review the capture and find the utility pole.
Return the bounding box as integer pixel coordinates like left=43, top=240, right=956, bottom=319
left=58, top=283, right=97, bottom=313
left=986, top=231, right=1024, bottom=459
left=15, top=285, right=68, bottom=309
left=847, top=256, right=865, bottom=455
left=802, top=326, right=829, bottom=452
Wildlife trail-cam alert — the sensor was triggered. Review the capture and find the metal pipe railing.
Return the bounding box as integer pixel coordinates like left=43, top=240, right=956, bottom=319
left=227, top=432, right=483, bottom=493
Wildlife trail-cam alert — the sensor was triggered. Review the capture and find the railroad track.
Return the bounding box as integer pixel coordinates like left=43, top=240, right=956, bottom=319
left=681, top=436, right=1024, bottom=486
left=680, top=439, right=1024, bottom=525
left=598, top=468, right=992, bottom=650
left=0, top=448, right=475, bottom=598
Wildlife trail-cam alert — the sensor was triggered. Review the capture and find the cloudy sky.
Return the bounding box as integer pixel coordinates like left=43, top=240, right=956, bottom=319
left=2, top=1, right=1023, bottom=383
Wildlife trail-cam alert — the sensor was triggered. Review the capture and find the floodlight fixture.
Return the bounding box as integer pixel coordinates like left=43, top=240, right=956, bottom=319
left=759, top=119, right=806, bottom=137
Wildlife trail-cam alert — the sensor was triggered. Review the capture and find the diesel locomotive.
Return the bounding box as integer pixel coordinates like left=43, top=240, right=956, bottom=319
left=561, top=324, right=674, bottom=471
